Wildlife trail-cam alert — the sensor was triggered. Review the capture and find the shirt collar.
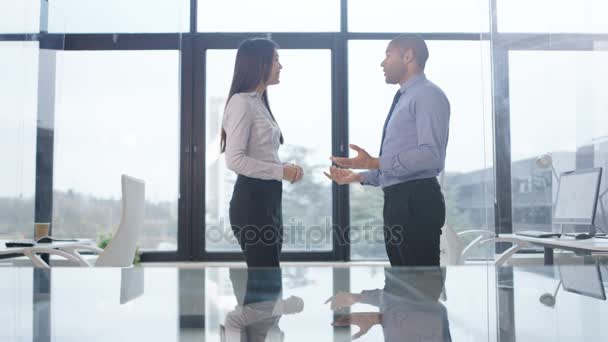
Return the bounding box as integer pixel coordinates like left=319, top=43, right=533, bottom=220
left=246, top=91, right=263, bottom=99
left=399, top=73, right=426, bottom=94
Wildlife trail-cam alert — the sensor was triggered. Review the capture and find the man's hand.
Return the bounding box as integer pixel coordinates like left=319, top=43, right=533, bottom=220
left=323, top=166, right=362, bottom=185
left=330, top=144, right=379, bottom=170
left=324, top=292, right=362, bottom=311
left=332, top=312, right=382, bottom=339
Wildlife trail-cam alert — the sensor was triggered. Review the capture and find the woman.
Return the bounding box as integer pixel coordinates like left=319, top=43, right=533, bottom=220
left=221, top=38, right=303, bottom=267
left=222, top=268, right=304, bottom=342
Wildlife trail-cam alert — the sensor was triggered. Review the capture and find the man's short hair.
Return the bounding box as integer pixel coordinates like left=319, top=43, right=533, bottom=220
left=390, top=34, right=429, bottom=69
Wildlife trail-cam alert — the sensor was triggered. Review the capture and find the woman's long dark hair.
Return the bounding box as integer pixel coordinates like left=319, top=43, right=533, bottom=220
left=220, top=38, right=284, bottom=153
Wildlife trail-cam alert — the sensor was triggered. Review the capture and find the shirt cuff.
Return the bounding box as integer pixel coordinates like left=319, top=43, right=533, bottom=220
left=359, top=289, right=382, bottom=306
left=359, top=171, right=371, bottom=185
left=272, top=164, right=284, bottom=181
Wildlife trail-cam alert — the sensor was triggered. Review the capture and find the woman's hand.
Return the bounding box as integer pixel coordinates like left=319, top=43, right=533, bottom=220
left=283, top=164, right=304, bottom=183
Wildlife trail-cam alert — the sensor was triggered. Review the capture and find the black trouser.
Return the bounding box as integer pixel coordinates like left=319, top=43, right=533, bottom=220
left=383, top=177, right=446, bottom=266
left=229, top=175, right=283, bottom=267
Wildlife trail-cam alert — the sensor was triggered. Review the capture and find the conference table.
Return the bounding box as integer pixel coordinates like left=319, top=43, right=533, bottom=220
left=1, top=264, right=607, bottom=341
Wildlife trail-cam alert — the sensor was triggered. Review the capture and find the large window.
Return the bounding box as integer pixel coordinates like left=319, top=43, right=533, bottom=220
left=48, top=0, right=189, bottom=33
left=348, top=40, right=493, bottom=259
left=197, top=0, right=340, bottom=32
left=498, top=0, right=608, bottom=33
left=0, top=42, right=38, bottom=240
left=52, top=50, right=181, bottom=251
left=5, top=0, right=607, bottom=262
left=509, top=49, right=608, bottom=232
left=348, top=0, right=490, bottom=33
left=0, top=0, right=39, bottom=33
left=204, top=49, right=333, bottom=252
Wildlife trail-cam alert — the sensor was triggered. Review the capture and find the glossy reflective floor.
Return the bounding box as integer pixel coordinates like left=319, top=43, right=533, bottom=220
left=1, top=264, right=607, bottom=341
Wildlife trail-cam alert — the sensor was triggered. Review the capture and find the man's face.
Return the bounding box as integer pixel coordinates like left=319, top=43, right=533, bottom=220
left=380, top=43, right=408, bottom=85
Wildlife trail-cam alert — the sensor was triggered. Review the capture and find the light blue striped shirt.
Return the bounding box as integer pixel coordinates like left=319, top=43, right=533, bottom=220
left=360, top=74, right=450, bottom=188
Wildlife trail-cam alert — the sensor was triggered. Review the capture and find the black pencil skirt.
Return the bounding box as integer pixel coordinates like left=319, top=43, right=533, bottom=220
left=229, top=175, right=283, bottom=267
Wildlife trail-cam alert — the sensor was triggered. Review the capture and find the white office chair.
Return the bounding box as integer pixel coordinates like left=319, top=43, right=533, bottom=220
left=438, top=171, right=529, bottom=267
left=45, top=175, right=145, bottom=268
left=440, top=225, right=531, bottom=266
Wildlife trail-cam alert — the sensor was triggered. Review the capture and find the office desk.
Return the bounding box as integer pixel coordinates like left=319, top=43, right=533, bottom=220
left=0, top=239, right=95, bottom=268
left=501, top=234, right=608, bottom=265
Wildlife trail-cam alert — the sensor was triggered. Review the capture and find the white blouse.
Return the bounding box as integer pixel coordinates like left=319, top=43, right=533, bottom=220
left=222, top=92, right=283, bottom=181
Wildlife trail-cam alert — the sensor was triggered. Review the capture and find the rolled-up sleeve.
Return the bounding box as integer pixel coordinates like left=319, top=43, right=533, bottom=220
left=223, top=95, right=284, bottom=181
left=378, top=88, right=449, bottom=178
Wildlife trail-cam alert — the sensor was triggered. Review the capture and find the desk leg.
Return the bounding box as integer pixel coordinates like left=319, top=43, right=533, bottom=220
left=544, top=248, right=554, bottom=265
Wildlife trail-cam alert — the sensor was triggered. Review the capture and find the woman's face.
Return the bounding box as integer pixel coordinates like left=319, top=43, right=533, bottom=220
left=266, top=50, right=283, bottom=86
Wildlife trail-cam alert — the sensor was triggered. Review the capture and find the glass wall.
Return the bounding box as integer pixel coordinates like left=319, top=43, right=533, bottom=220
left=509, top=48, right=608, bottom=233
left=498, top=0, right=608, bottom=235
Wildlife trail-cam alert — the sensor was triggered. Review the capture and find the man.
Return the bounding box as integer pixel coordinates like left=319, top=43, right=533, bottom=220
left=326, top=267, right=450, bottom=341
left=325, top=34, right=450, bottom=266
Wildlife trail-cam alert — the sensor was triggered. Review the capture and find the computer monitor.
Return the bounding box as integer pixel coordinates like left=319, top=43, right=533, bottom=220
left=553, top=168, right=603, bottom=234
left=559, top=263, right=606, bottom=300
